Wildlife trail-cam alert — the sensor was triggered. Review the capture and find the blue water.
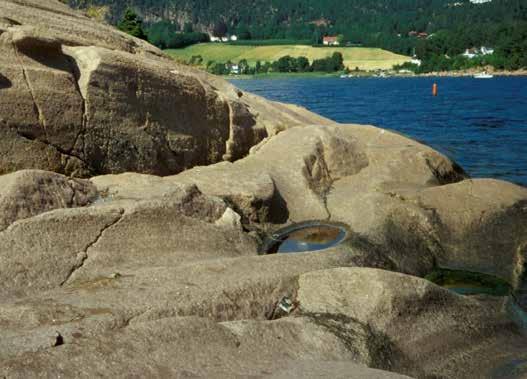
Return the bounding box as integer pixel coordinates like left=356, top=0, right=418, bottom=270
left=231, top=76, right=527, bottom=186
left=276, top=226, right=347, bottom=254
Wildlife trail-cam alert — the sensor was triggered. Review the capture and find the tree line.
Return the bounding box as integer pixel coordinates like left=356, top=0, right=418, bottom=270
left=77, top=0, right=527, bottom=71
left=116, top=8, right=210, bottom=49
left=414, top=21, right=527, bottom=71
left=206, top=52, right=345, bottom=75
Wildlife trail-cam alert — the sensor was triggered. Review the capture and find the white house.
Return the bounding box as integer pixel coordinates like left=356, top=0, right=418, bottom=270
left=463, top=46, right=495, bottom=59
left=323, top=36, right=339, bottom=46
left=210, top=34, right=240, bottom=43
left=481, top=46, right=495, bottom=55
left=463, top=48, right=477, bottom=59
left=227, top=64, right=240, bottom=74
left=410, top=58, right=422, bottom=66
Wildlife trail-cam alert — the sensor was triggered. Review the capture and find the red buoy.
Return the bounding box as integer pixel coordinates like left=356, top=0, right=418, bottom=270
left=432, top=83, right=438, bottom=96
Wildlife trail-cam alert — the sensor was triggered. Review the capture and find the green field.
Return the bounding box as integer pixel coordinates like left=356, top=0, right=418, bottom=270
left=165, top=43, right=411, bottom=71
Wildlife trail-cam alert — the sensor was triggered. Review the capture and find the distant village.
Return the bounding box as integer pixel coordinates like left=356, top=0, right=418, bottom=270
left=209, top=34, right=344, bottom=46
left=203, top=0, right=497, bottom=77
left=206, top=30, right=495, bottom=75
left=210, top=35, right=238, bottom=42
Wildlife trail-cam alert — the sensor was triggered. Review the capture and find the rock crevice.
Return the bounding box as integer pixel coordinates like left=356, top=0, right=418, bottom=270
left=60, top=208, right=125, bottom=286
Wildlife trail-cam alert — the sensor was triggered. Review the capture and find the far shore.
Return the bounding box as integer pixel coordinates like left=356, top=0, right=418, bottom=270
left=223, top=69, right=527, bottom=80
left=416, top=69, right=527, bottom=77
left=226, top=72, right=342, bottom=80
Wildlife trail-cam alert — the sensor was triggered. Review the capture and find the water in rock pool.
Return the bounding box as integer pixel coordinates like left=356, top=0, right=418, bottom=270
left=266, top=224, right=347, bottom=253
left=231, top=76, right=527, bottom=186
left=425, top=268, right=511, bottom=297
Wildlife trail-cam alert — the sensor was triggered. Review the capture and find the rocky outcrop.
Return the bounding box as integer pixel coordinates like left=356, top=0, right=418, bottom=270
left=0, top=169, right=96, bottom=230
left=1, top=1, right=527, bottom=378
left=0, top=0, right=330, bottom=177
left=2, top=122, right=527, bottom=378
left=406, top=179, right=527, bottom=286
left=0, top=313, right=412, bottom=378
left=164, top=124, right=526, bottom=285
left=296, top=268, right=527, bottom=378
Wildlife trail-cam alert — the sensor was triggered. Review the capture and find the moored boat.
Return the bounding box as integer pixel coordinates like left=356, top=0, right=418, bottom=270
left=474, top=72, right=494, bottom=79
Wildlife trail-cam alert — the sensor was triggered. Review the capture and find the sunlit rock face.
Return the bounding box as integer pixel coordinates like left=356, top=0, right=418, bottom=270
left=0, top=0, right=330, bottom=177
left=1, top=1, right=527, bottom=378
left=1, top=122, right=526, bottom=378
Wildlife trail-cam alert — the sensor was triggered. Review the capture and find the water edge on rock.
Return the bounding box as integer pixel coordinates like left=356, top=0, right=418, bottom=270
left=425, top=268, right=512, bottom=297
left=262, top=221, right=349, bottom=254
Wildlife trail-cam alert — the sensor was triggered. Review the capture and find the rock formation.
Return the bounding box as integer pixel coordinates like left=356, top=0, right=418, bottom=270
left=1, top=1, right=527, bottom=378
left=0, top=0, right=330, bottom=177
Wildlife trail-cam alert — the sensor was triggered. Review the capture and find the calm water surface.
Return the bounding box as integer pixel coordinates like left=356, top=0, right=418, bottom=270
left=231, top=76, right=527, bottom=186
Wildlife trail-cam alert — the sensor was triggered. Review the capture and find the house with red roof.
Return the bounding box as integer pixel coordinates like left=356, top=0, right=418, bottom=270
left=323, top=36, right=340, bottom=46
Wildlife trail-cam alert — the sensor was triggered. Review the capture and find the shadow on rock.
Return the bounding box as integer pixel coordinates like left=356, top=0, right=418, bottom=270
left=0, top=73, right=11, bottom=89
left=268, top=186, right=290, bottom=224
left=302, top=312, right=425, bottom=378
left=15, top=36, right=78, bottom=76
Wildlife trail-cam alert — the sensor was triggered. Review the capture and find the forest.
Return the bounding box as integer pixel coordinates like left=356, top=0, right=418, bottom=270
left=70, top=0, right=527, bottom=71
left=206, top=53, right=345, bottom=75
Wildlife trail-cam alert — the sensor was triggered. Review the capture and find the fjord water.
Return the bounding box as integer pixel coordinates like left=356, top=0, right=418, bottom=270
left=231, top=76, right=527, bottom=186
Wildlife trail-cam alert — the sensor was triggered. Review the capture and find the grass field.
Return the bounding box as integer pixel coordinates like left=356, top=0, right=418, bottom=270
left=165, top=43, right=411, bottom=71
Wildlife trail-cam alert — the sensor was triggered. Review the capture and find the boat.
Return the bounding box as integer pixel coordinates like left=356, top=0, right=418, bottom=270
left=474, top=72, right=494, bottom=79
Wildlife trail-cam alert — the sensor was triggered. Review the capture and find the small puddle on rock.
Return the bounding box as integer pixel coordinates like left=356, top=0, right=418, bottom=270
left=263, top=222, right=348, bottom=254
left=425, top=268, right=511, bottom=297
left=423, top=268, right=527, bottom=378
left=426, top=268, right=527, bottom=333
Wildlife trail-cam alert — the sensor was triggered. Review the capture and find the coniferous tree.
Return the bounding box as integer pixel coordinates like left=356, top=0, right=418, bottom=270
left=117, top=8, right=147, bottom=40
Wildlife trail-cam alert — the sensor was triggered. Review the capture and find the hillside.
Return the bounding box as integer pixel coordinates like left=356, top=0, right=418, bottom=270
left=70, top=0, right=526, bottom=54
left=71, top=0, right=527, bottom=71
left=166, top=44, right=411, bottom=71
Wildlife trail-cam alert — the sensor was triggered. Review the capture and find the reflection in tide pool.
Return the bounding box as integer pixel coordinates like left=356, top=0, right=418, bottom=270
left=264, top=223, right=347, bottom=254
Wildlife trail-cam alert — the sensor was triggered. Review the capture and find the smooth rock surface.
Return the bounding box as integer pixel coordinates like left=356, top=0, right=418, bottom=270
left=0, top=0, right=330, bottom=177
left=1, top=1, right=527, bottom=378
left=0, top=169, right=97, bottom=230
left=297, top=268, right=527, bottom=378
left=2, top=122, right=527, bottom=378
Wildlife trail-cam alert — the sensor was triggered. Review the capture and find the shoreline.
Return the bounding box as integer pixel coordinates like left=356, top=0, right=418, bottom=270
left=415, top=69, right=527, bottom=77
left=226, top=72, right=342, bottom=80
left=224, top=69, right=527, bottom=80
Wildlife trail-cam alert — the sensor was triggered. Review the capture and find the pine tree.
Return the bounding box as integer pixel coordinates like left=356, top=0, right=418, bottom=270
left=117, top=8, right=147, bottom=40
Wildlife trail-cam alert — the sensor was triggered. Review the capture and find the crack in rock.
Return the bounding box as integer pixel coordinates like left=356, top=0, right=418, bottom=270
left=65, top=55, right=87, bottom=156
left=12, top=41, right=50, bottom=142
left=223, top=99, right=235, bottom=162
left=60, top=208, right=125, bottom=286
left=14, top=130, right=93, bottom=173
left=9, top=33, right=93, bottom=174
